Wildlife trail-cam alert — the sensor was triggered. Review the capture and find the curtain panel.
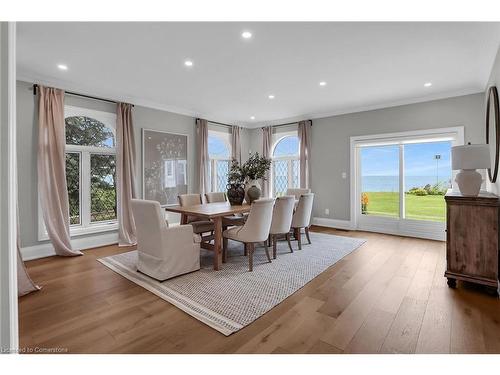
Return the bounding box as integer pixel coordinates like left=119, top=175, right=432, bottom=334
left=231, top=125, right=242, bottom=165
left=262, top=126, right=273, bottom=197
left=196, top=119, right=210, bottom=195
left=116, top=103, right=138, bottom=246
left=37, top=86, right=81, bottom=256
left=298, top=120, right=312, bottom=189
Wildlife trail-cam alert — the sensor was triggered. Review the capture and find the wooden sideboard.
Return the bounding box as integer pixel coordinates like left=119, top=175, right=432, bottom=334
left=445, top=191, right=500, bottom=295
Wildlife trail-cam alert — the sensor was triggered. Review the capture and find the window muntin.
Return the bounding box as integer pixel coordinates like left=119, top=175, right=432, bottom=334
left=208, top=130, right=232, bottom=192
left=272, top=135, right=300, bottom=196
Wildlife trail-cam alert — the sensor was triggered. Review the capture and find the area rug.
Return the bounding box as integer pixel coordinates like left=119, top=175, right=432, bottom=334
left=98, top=232, right=365, bottom=336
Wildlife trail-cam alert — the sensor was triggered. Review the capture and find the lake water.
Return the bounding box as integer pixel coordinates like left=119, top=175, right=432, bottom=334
left=362, top=176, right=451, bottom=192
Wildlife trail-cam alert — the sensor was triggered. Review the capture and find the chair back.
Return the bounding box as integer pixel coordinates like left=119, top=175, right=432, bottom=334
left=286, top=188, right=311, bottom=200
left=205, top=192, right=227, bottom=203
left=178, top=194, right=203, bottom=223
left=239, top=198, right=275, bottom=242
left=291, top=193, right=314, bottom=228
left=270, top=195, right=295, bottom=235
left=131, top=199, right=167, bottom=257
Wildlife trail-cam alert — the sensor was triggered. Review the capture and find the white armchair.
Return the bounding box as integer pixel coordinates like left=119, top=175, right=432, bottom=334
left=131, top=199, right=200, bottom=281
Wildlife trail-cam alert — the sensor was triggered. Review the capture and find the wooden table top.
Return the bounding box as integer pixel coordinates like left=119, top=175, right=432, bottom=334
left=164, top=202, right=252, bottom=218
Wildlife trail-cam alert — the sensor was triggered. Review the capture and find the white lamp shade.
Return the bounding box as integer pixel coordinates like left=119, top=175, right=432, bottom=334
left=451, top=144, right=491, bottom=170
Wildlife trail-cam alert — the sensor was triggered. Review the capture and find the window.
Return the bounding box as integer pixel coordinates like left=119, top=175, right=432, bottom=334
left=272, top=134, right=300, bottom=196
left=208, top=130, right=232, bottom=192
left=39, top=106, right=118, bottom=240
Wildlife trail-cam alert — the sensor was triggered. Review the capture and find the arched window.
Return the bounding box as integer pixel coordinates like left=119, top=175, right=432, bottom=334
left=272, top=135, right=300, bottom=196
left=208, top=130, right=232, bottom=192
left=63, top=106, right=117, bottom=233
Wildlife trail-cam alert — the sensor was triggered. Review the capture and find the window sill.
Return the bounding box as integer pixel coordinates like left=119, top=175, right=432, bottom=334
left=38, top=221, right=118, bottom=241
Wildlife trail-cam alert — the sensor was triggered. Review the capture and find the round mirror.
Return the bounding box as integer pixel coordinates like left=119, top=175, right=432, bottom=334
left=486, top=86, right=500, bottom=183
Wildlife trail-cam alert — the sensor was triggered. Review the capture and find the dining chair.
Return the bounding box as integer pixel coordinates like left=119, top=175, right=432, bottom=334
left=286, top=188, right=311, bottom=200
left=178, top=194, right=214, bottom=237
left=131, top=199, right=200, bottom=281
left=269, top=195, right=295, bottom=259
left=205, top=192, right=246, bottom=229
left=223, top=198, right=275, bottom=271
left=291, top=193, right=315, bottom=250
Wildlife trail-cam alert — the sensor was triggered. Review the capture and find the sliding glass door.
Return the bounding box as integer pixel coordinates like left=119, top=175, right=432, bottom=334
left=354, top=128, right=462, bottom=240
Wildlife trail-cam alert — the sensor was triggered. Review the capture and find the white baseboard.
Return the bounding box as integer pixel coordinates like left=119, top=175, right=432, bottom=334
left=312, top=217, right=354, bottom=230
left=21, top=231, right=119, bottom=261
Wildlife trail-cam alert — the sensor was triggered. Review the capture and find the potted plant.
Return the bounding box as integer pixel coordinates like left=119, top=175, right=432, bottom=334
left=226, top=160, right=246, bottom=205
left=240, top=152, right=271, bottom=203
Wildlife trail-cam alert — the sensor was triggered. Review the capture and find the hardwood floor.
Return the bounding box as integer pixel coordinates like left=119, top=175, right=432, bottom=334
left=18, top=227, right=500, bottom=354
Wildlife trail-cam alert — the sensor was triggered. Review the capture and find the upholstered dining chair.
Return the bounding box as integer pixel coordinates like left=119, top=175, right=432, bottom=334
left=205, top=192, right=247, bottom=229
left=223, top=198, right=275, bottom=271
left=205, top=192, right=227, bottom=203
left=286, top=188, right=311, bottom=200
left=178, top=194, right=214, bottom=238
left=131, top=199, right=200, bottom=281
left=269, top=195, right=296, bottom=259
left=291, top=193, right=315, bottom=250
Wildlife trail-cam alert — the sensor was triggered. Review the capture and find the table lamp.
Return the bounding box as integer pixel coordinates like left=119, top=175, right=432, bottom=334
left=451, top=143, right=491, bottom=196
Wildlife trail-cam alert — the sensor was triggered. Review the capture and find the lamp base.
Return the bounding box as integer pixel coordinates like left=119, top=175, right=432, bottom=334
left=455, top=169, right=483, bottom=196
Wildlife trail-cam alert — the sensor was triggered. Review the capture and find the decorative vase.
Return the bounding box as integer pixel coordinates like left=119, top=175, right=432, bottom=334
left=247, top=185, right=261, bottom=204
left=245, top=179, right=262, bottom=203
left=227, top=184, right=245, bottom=205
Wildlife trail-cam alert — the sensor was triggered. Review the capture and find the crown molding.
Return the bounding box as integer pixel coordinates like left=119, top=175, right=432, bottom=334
left=18, top=72, right=484, bottom=130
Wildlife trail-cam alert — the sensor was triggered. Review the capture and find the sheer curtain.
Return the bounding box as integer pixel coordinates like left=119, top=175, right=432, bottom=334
left=37, top=86, right=81, bottom=256
left=231, top=125, right=241, bottom=164
left=262, top=126, right=273, bottom=197
left=196, top=119, right=210, bottom=195
left=298, top=120, right=312, bottom=189
left=116, top=103, right=137, bottom=246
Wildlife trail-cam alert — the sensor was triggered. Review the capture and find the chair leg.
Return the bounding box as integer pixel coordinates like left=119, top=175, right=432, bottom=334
left=264, top=241, right=272, bottom=263
left=286, top=232, right=293, bottom=253
left=305, top=226, right=312, bottom=244
left=297, top=228, right=302, bottom=250
left=223, top=237, right=228, bottom=263
left=272, top=234, right=277, bottom=259
left=248, top=243, right=254, bottom=271
left=244, top=243, right=248, bottom=256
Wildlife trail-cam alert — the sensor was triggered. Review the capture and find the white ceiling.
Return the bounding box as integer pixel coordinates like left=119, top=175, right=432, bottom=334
left=17, top=22, right=500, bottom=128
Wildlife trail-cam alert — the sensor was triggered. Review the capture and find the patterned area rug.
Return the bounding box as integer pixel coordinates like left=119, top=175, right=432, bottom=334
left=98, top=232, right=365, bottom=336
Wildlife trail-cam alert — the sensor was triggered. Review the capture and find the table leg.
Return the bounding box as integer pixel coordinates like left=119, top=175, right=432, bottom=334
left=213, top=216, right=222, bottom=270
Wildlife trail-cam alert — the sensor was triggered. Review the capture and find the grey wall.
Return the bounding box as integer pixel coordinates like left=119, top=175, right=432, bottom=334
left=311, top=94, right=485, bottom=221
left=246, top=94, right=485, bottom=221
left=17, top=80, right=199, bottom=248
left=486, top=46, right=500, bottom=195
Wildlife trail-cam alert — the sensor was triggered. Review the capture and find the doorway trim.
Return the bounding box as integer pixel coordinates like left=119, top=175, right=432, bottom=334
left=350, top=126, right=465, bottom=241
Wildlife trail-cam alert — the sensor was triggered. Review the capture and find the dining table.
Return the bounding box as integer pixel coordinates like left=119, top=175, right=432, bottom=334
left=164, top=202, right=252, bottom=270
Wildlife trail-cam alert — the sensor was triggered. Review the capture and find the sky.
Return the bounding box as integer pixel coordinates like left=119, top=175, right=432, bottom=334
left=360, top=141, right=452, bottom=177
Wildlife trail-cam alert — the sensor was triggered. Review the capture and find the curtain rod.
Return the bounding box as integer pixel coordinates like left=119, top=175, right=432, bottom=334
left=32, top=84, right=133, bottom=107
left=198, top=118, right=311, bottom=129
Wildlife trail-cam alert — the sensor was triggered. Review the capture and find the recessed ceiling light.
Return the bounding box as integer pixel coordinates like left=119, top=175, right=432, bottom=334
left=184, top=60, right=193, bottom=67
left=242, top=31, right=252, bottom=39
left=319, top=81, right=327, bottom=86
left=424, top=82, right=432, bottom=87
left=268, top=95, right=275, bottom=99
left=57, top=64, right=68, bottom=71
left=250, top=116, right=255, bottom=120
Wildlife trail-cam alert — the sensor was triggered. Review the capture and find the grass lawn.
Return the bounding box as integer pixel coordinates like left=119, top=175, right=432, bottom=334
left=363, top=192, right=446, bottom=222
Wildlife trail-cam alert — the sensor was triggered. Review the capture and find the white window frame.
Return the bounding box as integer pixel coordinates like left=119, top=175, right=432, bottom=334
left=350, top=126, right=465, bottom=241
left=271, top=132, right=300, bottom=197
left=208, top=129, right=232, bottom=193
left=38, top=106, right=118, bottom=241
